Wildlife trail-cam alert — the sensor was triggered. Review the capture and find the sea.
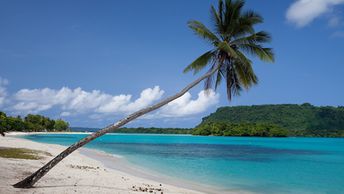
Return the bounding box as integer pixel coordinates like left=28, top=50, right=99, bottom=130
left=22, top=134, right=344, bottom=194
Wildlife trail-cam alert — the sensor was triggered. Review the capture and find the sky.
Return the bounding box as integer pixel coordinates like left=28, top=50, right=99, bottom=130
left=1, top=0, right=344, bottom=128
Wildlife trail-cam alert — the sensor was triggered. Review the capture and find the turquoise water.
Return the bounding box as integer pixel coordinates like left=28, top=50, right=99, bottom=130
left=23, top=134, right=344, bottom=193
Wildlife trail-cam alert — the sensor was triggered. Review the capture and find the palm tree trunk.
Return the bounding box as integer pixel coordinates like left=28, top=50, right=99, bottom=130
left=13, top=67, right=218, bottom=188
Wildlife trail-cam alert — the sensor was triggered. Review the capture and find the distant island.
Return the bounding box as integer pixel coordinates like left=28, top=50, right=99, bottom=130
left=0, top=112, right=70, bottom=135
left=195, top=103, right=344, bottom=137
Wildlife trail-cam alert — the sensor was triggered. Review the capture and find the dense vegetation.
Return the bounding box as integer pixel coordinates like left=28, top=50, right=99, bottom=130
left=197, top=103, right=344, bottom=137
left=0, top=111, right=70, bottom=135
left=72, top=127, right=192, bottom=134
left=192, top=121, right=288, bottom=137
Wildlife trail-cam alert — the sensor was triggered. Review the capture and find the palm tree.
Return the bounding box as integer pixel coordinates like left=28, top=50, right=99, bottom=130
left=14, top=0, right=274, bottom=188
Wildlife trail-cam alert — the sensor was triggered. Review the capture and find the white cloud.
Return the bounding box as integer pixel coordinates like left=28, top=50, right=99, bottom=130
left=13, top=86, right=164, bottom=115
left=286, top=0, right=344, bottom=27
left=4, top=80, right=219, bottom=120
left=60, top=111, right=71, bottom=117
left=97, top=87, right=164, bottom=113
left=0, top=77, right=9, bottom=107
left=146, top=89, right=220, bottom=118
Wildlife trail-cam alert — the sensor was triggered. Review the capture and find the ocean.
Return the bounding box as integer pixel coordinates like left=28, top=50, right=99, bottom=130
left=22, top=134, right=344, bottom=194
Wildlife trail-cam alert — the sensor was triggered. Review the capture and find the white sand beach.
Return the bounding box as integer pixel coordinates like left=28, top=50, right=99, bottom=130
left=0, top=134, right=206, bottom=194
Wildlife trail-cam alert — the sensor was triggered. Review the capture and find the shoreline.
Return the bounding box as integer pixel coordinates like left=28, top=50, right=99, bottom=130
left=80, top=147, right=222, bottom=194
left=1, top=132, right=250, bottom=194
left=0, top=134, right=203, bottom=194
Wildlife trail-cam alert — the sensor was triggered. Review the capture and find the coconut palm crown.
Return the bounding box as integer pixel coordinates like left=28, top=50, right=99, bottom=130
left=184, top=0, right=274, bottom=100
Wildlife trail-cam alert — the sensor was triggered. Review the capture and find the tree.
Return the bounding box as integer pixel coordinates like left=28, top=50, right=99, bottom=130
left=0, top=111, right=69, bottom=133
left=54, top=119, right=69, bottom=131
left=0, top=111, right=7, bottom=136
left=24, top=114, right=44, bottom=132
left=6, top=116, right=25, bottom=132
left=14, top=0, right=274, bottom=188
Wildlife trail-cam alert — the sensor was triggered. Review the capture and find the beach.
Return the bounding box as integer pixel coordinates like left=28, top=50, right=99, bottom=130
left=0, top=134, right=207, bottom=194
left=2, top=133, right=342, bottom=194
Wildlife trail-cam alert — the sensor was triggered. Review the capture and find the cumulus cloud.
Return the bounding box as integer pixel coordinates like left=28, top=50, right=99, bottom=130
left=147, top=90, right=220, bottom=118
left=286, top=0, right=344, bottom=27
left=13, top=86, right=164, bottom=115
left=97, top=87, right=164, bottom=113
left=3, top=78, right=220, bottom=120
left=0, top=77, right=9, bottom=107
left=60, top=111, right=72, bottom=117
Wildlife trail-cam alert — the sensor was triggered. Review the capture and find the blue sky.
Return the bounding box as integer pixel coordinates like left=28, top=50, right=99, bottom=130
left=1, top=0, right=344, bottom=128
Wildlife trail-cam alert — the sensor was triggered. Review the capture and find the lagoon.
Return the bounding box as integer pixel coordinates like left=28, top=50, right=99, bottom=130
left=23, top=134, right=344, bottom=194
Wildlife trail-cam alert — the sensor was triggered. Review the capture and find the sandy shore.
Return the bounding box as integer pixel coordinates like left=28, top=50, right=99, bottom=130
left=0, top=133, right=252, bottom=194
left=0, top=135, right=205, bottom=194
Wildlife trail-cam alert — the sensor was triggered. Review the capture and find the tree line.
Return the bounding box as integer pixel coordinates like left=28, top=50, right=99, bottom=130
left=191, top=121, right=344, bottom=137
left=192, top=121, right=288, bottom=137
left=195, top=103, right=344, bottom=137
left=0, top=111, right=70, bottom=135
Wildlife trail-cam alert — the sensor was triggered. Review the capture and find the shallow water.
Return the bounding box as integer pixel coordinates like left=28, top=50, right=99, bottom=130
left=23, top=134, right=344, bottom=194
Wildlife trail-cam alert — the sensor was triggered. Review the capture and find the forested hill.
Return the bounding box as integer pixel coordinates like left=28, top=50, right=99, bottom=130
left=201, top=103, right=344, bottom=131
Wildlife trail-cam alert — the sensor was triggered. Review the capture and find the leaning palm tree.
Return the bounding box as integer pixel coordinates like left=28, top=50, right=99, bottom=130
left=14, top=0, right=274, bottom=188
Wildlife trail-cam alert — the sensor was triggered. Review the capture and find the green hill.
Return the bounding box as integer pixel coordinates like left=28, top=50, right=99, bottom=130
left=193, top=103, right=344, bottom=137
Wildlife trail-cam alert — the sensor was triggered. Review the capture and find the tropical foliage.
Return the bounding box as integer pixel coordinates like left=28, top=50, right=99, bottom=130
left=197, top=103, right=344, bottom=137
left=192, top=121, right=288, bottom=137
left=184, top=0, right=274, bottom=100
left=0, top=111, right=70, bottom=134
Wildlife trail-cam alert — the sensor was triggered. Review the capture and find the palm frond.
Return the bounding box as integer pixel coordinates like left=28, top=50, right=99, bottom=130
left=210, top=5, right=224, bottom=35
left=233, top=58, right=257, bottom=89
left=226, top=65, right=242, bottom=101
left=188, top=20, right=221, bottom=45
left=214, top=68, right=224, bottom=90
left=204, top=74, right=214, bottom=91
left=232, top=50, right=259, bottom=89
left=224, top=0, right=245, bottom=35
left=231, top=31, right=271, bottom=45
left=238, top=44, right=274, bottom=62
left=218, top=0, right=224, bottom=21
left=241, top=10, right=264, bottom=25
left=236, top=49, right=252, bottom=65
left=217, top=42, right=238, bottom=59
left=231, top=10, right=263, bottom=38
left=183, top=50, right=214, bottom=74
left=204, top=63, right=217, bottom=91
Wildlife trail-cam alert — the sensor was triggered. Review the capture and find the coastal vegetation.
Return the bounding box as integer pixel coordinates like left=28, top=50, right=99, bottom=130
left=192, top=121, right=288, bottom=137
left=14, top=0, right=275, bottom=188
left=0, top=111, right=70, bottom=135
left=202, top=103, right=344, bottom=130
left=195, top=103, right=344, bottom=137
